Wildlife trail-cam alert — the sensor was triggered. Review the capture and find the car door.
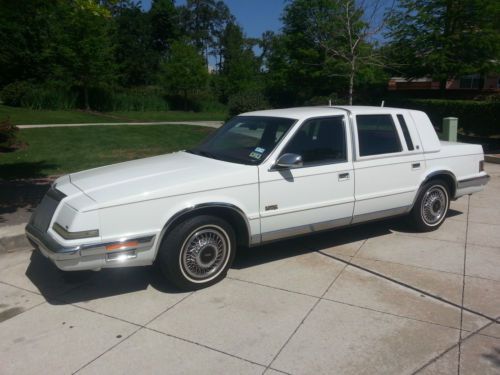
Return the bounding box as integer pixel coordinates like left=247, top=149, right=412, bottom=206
left=258, top=115, right=355, bottom=242
left=351, top=112, right=425, bottom=223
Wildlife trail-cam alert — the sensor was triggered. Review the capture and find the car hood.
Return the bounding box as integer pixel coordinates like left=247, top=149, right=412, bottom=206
left=68, top=151, right=257, bottom=208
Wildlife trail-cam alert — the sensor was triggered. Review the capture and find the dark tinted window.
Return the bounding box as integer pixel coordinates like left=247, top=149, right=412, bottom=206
left=356, top=114, right=402, bottom=156
left=282, top=116, right=346, bottom=164
left=397, top=114, right=414, bottom=151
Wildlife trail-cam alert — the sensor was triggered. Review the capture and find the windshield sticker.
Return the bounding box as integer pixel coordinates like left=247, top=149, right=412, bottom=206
left=254, top=147, right=265, bottom=153
left=249, top=151, right=263, bottom=160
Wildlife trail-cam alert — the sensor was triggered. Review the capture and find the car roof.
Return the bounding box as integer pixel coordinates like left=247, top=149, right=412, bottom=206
left=241, top=106, right=410, bottom=120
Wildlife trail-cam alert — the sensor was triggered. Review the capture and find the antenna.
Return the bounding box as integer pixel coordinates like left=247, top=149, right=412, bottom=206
left=381, top=100, right=385, bottom=107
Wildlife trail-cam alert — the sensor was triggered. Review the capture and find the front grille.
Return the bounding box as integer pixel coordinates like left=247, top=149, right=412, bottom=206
left=30, top=188, right=66, bottom=233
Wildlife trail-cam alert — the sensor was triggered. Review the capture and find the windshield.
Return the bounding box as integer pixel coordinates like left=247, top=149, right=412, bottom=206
left=188, top=116, right=297, bottom=165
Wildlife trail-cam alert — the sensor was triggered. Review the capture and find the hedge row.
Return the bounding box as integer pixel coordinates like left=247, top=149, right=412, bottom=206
left=386, top=98, right=500, bottom=136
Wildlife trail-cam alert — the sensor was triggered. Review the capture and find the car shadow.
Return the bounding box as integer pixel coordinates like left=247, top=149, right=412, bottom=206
left=26, top=209, right=466, bottom=303
left=25, top=251, right=183, bottom=305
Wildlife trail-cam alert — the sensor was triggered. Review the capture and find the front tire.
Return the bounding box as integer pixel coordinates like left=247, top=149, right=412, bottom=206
left=159, top=215, right=236, bottom=290
left=410, top=179, right=450, bottom=232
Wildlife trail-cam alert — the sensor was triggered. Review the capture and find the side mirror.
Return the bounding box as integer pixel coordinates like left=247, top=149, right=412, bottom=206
left=274, top=153, right=303, bottom=169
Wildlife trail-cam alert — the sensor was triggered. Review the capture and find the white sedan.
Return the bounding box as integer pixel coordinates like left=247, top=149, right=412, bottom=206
left=26, top=106, right=490, bottom=290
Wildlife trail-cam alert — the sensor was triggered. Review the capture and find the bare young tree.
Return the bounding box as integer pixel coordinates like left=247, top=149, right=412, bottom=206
left=305, top=0, right=394, bottom=105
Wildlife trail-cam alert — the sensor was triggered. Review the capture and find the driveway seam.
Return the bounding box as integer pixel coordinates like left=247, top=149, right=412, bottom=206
left=263, top=254, right=352, bottom=374
left=351, top=255, right=464, bottom=276
left=393, top=231, right=466, bottom=245
left=228, top=275, right=468, bottom=332
left=458, top=195, right=471, bottom=375
left=413, top=315, right=500, bottom=374
left=317, top=251, right=499, bottom=323
left=72, top=292, right=195, bottom=374
left=145, top=326, right=268, bottom=369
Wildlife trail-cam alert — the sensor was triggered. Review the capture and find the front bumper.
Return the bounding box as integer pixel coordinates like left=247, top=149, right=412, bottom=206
left=26, top=224, right=156, bottom=271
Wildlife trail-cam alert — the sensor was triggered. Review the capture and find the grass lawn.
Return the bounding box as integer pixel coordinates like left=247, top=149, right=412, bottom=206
left=0, top=105, right=117, bottom=125
left=108, top=110, right=227, bottom=122
left=0, top=125, right=214, bottom=180
left=0, top=105, right=227, bottom=125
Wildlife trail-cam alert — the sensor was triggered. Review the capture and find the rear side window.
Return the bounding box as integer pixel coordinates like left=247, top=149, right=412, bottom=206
left=397, top=114, right=414, bottom=151
left=356, top=114, right=402, bottom=157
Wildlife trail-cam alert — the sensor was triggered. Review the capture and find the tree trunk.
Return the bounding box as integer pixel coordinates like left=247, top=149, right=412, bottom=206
left=83, top=86, right=90, bottom=111
left=348, top=65, right=355, bottom=106
left=183, top=89, right=188, bottom=111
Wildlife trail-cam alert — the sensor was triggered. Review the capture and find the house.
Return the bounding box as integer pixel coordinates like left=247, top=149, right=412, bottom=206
left=389, top=74, right=500, bottom=91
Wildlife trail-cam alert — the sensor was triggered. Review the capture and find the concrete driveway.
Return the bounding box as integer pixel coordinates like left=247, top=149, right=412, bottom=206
left=1, top=164, right=499, bottom=375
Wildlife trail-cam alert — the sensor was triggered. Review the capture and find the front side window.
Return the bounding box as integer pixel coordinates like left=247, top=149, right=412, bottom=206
left=356, top=114, right=402, bottom=157
left=189, top=116, right=296, bottom=165
left=281, top=116, right=347, bottom=165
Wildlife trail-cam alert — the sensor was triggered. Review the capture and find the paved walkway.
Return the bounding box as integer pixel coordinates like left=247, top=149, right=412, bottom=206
left=17, top=121, right=223, bottom=129
left=0, top=164, right=499, bottom=374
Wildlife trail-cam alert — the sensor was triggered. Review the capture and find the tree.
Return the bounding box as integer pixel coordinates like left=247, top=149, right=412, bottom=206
left=217, top=22, right=260, bottom=101
left=180, top=0, right=234, bottom=66
left=63, top=1, right=117, bottom=109
left=112, top=2, right=157, bottom=86
left=293, top=0, right=392, bottom=105
left=150, top=0, right=181, bottom=54
left=159, top=41, right=209, bottom=109
left=386, top=0, right=500, bottom=90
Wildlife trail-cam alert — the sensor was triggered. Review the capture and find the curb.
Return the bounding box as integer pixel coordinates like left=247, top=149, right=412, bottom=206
left=0, top=224, right=31, bottom=254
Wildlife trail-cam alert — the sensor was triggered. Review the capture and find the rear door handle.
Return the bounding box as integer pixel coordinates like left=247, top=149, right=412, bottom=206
left=412, top=163, right=421, bottom=170
left=338, top=172, right=350, bottom=181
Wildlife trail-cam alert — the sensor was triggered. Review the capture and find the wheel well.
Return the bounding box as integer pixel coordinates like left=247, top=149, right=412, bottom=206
left=161, top=207, right=250, bottom=248
left=426, top=173, right=456, bottom=198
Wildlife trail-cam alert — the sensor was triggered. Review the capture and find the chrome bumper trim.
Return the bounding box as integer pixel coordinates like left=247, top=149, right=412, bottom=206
left=26, top=224, right=156, bottom=262
left=457, top=175, right=490, bottom=189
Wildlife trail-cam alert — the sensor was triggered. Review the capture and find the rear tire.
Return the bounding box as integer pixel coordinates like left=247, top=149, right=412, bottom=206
left=410, top=179, right=450, bottom=232
left=158, top=215, right=236, bottom=291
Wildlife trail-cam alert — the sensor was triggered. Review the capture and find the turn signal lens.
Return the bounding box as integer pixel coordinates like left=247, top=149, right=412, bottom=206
left=106, top=241, right=140, bottom=252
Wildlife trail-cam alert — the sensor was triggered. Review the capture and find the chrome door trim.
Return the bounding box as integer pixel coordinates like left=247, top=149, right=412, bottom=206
left=351, top=206, right=411, bottom=224
left=260, top=217, right=352, bottom=243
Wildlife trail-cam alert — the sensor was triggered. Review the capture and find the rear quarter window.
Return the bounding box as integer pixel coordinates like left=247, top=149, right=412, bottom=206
left=356, top=114, right=402, bottom=157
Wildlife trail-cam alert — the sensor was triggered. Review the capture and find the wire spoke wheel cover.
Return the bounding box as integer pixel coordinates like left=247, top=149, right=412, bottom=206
left=421, top=185, right=448, bottom=226
left=180, top=225, right=230, bottom=282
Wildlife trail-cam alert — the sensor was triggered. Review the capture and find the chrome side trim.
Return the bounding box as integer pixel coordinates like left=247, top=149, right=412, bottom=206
left=351, top=206, right=411, bottom=224
left=157, top=203, right=254, bottom=252
left=260, top=217, right=352, bottom=243
left=457, top=175, right=490, bottom=189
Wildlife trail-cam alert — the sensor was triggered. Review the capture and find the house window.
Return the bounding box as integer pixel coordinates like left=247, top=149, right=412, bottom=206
left=459, top=75, right=483, bottom=89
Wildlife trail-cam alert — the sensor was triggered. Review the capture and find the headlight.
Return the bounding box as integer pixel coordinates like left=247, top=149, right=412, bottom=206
left=53, top=223, right=99, bottom=240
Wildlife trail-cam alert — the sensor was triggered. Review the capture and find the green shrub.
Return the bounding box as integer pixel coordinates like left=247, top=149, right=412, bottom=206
left=0, top=81, right=33, bottom=107
left=87, top=87, right=170, bottom=112
left=386, top=99, right=500, bottom=136
left=22, top=86, right=78, bottom=110
left=228, top=90, right=270, bottom=118
left=0, top=118, right=20, bottom=150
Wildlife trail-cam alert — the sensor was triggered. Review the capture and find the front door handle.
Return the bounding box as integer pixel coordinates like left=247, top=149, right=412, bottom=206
left=338, top=172, right=350, bottom=181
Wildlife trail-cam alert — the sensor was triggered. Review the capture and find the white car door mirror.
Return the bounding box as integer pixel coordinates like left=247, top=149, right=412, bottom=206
left=275, top=153, right=303, bottom=169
